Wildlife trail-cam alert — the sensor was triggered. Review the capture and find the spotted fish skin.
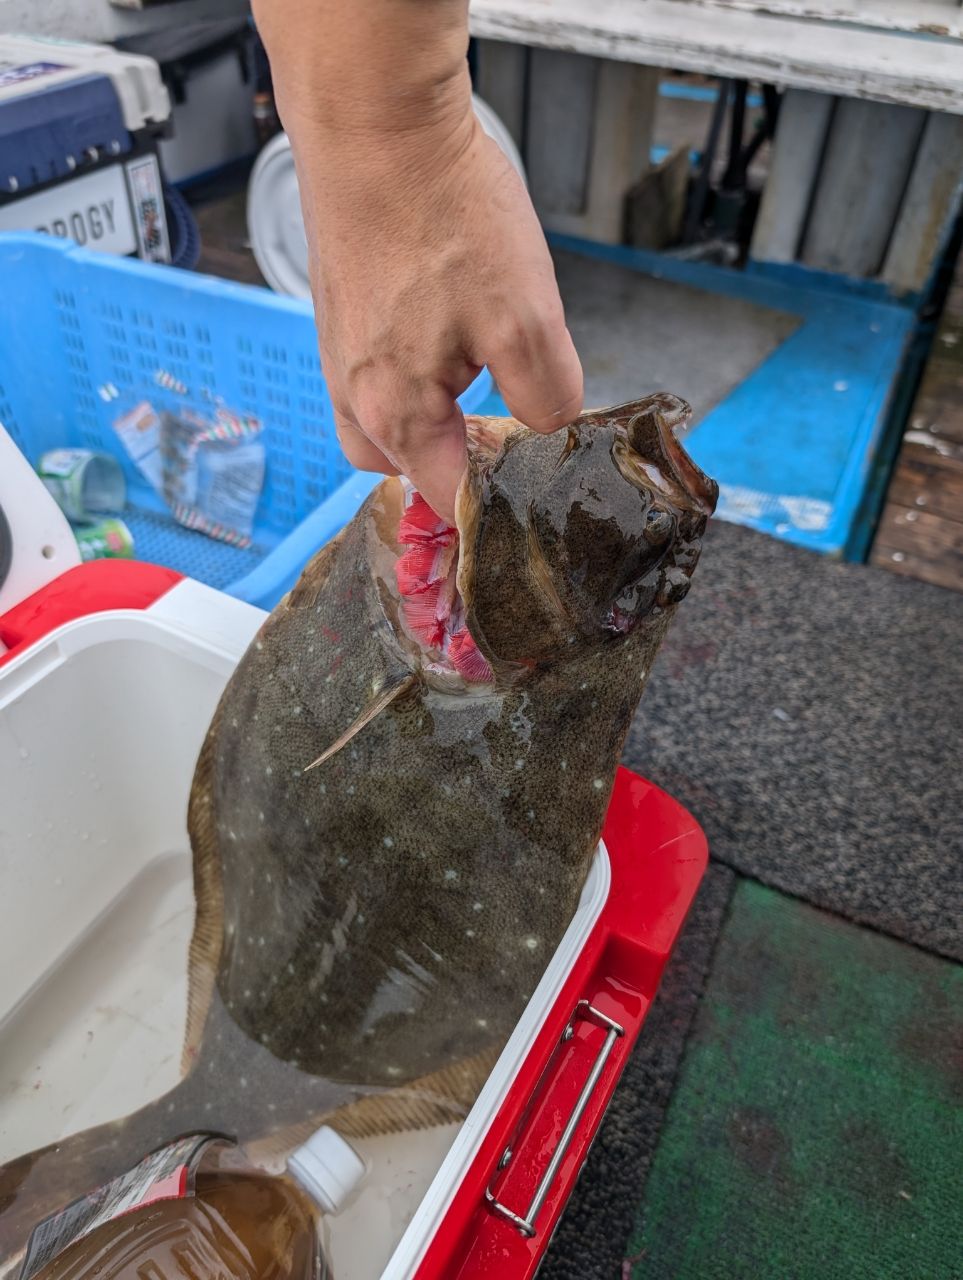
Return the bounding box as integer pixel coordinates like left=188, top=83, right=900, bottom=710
left=0, top=396, right=716, bottom=1259
left=202, top=394, right=717, bottom=1087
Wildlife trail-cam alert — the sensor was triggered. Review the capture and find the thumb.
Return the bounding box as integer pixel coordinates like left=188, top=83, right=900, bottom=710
left=488, top=316, right=583, bottom=434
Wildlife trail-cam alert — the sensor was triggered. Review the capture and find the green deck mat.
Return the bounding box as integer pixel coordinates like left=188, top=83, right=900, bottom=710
left=628, top=881, right=963, bottom=1279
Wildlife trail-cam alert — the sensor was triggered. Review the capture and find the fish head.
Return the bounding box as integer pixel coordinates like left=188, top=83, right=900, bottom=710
left=456, top=394, right=717, bottom=671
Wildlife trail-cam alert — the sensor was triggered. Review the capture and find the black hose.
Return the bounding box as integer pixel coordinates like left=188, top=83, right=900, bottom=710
left=164, top=183, right=201, bottom=270
left=683, top=80, right=730, bottom=244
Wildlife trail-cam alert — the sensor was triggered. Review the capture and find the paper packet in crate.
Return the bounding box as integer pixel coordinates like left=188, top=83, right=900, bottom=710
left=114, top=400, right=265, bottom=547
left=160, top=406, right=265, bottom=547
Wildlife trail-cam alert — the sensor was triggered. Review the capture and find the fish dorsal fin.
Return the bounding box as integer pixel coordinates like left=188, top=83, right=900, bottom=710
left=182, top=716, right=225, bottom=1073
left=303, top=674, right=418, bottom=773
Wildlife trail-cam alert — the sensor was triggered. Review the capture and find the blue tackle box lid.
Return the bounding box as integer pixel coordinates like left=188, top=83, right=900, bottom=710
left=0, top=34, right=170, bottom=194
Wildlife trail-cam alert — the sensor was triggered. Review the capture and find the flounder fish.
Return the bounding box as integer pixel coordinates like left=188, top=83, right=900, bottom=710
left=0, top=396, right=716, bottom=1260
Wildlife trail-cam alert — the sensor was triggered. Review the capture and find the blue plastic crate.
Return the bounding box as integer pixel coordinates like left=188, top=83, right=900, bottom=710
left=0, top=234, right=492, bottom=608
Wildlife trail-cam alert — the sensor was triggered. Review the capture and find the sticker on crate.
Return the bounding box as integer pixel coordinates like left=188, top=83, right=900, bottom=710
left=113, top=397, right=265, bottom=548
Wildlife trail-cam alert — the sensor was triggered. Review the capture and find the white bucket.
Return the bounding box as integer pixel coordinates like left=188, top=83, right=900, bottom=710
left=247, top=95, right=526, bottom=298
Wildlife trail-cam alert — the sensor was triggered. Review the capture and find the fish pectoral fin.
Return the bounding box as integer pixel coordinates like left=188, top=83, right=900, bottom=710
left=303, top=674, right=418, bottom=773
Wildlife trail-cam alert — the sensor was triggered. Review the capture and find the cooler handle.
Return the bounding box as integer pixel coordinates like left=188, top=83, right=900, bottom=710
left=485, top=1001, right=624, bottom=1239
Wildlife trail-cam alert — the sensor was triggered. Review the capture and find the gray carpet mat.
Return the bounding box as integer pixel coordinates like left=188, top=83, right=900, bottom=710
left=541, top=866, right=736, bottom=1279
left=624, top=521, right=963, bottom=961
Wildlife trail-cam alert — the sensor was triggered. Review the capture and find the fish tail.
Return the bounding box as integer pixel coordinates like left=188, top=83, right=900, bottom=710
left=0, top=1072, right=210, bottom=1267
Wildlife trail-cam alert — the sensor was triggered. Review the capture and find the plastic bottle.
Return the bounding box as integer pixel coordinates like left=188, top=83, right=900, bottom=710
left=20, top=1126, right=365, bottom=1280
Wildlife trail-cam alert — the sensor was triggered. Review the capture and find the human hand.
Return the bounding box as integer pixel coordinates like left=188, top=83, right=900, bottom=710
left=279, top=68, right=583, bottom=522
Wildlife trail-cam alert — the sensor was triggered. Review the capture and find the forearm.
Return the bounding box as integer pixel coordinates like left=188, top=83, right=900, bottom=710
left=251, top=0, right=471, bottom=137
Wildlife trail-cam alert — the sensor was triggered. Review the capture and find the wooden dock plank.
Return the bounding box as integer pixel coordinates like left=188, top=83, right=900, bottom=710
left=871, top=247, right=963, bottom=591
left=470, top=0, right=963, bottom=114
left=871, top=505, right=963, bottom=592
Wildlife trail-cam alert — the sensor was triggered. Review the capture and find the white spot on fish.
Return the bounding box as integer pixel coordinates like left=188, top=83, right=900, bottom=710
left=524, top=936, right=539, bottom=950
left=228, top=830, right=237, bottom=842
left=466, top=929, right=476, bottom=938
left=580, top=682, right=588, bottom=690
left=255, top=641, right=263, bottom=651
left=527, top=809, right=536, bottom=821
left=593, top=778, right=604, bottom=790
left=266, top=872, right=272, bottom=884
left=442, top=783, right=453, bottom=796
left=476, top=1018, right=488, bottom=1028
left=560, top=760, right=567, bottom=770
left=384, top=836, right=394, bottom=848
left=265, top=765, right=273, bottom=775
left=258, top=936, right=265, bottom=947
left=293, top=706, right=302, bottom=716
left=243, top=988, right=252, bottom=998
left=338, top=855, right=348, bottom=866
left=347, top=785, right=356, bottom=795
left=386, top=1066, right=402, bottom=1077
left=259, top=811, right=265, bottom=823
left=287, top=964, right=295, bottom=975
left=231, top=718, right=238, bottom=728
left=538, top=886, right=546, bottom=895
left=473, top=902, right=483, bottom=912
left=444, top=869, right=458, bottom=881
left=515, top=758, right=524, bottom=770
left=240, top=1077, right=248, bottom=1088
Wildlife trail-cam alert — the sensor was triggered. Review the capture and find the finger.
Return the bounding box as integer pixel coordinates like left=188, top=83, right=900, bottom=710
left=356, top=386, right=468, bottom=524
left=488, top=315, right=583, bottom=434
left=396, top=408, right=468, bottom=526
left=333, top=413, right=399, bottom=475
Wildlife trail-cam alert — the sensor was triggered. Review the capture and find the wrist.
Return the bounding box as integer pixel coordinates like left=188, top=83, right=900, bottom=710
left=254, top=0, right=471, bottom=138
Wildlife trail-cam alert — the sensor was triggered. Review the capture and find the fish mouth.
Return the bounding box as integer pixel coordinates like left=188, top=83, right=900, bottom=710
left=633, top=394, right=718, bottom=516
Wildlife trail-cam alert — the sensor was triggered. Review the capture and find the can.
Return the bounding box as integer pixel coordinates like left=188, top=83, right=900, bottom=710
left=74, top=518, right=135, bottom=563
left=38, top=449, right=126, bottom=523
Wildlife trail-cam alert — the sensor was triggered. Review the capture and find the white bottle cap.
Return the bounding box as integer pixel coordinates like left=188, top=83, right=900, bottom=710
left=287, top=1126, right=366, bottom=1215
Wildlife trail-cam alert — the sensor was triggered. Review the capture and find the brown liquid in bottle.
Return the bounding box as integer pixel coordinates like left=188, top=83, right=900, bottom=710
left=32, top=1143, right=331, bottom=1280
